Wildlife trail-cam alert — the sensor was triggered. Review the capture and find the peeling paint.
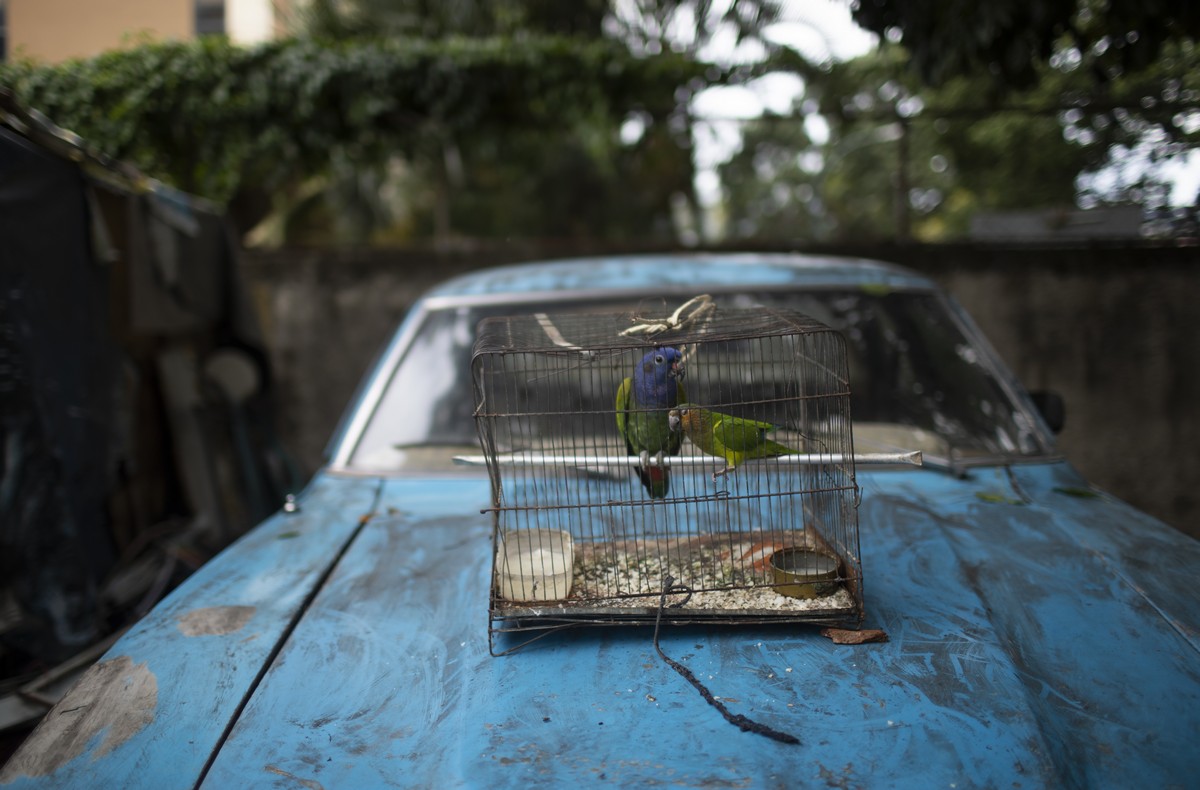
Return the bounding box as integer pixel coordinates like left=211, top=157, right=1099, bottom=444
left=177, top=605, right=256, bottom=636
left=0, top=656, right=157, bottom=781
left=265, top=765, right=325, bottom=789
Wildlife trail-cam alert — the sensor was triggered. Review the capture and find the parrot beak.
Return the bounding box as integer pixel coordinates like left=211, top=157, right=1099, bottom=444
left=670, top=361, right=684, bottom=380
left=668, top=409, right=681, bottom=432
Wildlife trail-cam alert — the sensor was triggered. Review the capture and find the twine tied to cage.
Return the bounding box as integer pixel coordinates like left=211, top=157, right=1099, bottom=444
left=620, top=294, right=716, bottom=337
left=653, top=575, right=800, bottom=746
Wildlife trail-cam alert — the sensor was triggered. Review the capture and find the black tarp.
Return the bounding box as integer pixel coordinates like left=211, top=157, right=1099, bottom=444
left=0, top=125, right=114, bottom=656
left=0, top=92, right=298, bottom=678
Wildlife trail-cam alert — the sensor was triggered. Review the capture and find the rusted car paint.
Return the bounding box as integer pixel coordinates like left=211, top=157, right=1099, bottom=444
left=0, top=474, right=380, bottom=787
left=0, top=657, right=157, bottom=779
left=8, top=460, right=1190, bottom=788
left=6, top=454, right=1200, bottom=786
left=177, top=606, right=257, bottom=637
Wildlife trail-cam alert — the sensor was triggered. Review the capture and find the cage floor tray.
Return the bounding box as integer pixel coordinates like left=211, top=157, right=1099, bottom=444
left=492, top=529, right=859, bottom=624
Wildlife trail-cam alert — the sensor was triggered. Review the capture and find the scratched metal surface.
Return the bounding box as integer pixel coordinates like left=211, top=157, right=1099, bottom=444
left=0, top=474, right=381, bottom=789
left=102, top=461, right=1199, bottom=789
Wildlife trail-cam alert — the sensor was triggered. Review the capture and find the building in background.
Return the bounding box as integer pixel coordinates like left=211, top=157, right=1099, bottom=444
left=1, top=0, right=300, bottom=63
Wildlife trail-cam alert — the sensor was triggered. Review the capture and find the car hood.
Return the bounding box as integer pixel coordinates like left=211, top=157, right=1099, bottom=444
left=5, top=462, right=1199, bottom=788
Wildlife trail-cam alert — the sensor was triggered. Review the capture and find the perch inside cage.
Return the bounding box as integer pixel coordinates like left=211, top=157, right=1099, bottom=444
left=468, top=303, right=912, bottom=641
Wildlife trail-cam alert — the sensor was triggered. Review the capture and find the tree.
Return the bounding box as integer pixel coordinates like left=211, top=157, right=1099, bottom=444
left=0, top=36, right=712, bottom=242
left=847, top=1, right=1200, bottom=216
left=1, top=1, right=811, bottom=245
left=715, top=0, right=1200, bottom=243
left=291, top=0, right=792, bottom=243
left=850, top=0, right=1200, bottom=91
left=719, top=43, right=1116, bottom=243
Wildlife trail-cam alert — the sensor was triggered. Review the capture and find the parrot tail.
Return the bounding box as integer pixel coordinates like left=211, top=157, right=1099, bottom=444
left=637, top=465, right=670, bottom=498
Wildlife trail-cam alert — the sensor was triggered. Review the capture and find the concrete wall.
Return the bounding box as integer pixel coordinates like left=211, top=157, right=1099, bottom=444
left=241, top=243, right=1199, bottom=538
left=872, top=243, right=1198, bottom=538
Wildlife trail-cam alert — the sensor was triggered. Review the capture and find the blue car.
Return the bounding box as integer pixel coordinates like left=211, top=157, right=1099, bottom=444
left=4, top=254, right=1198, bottom=788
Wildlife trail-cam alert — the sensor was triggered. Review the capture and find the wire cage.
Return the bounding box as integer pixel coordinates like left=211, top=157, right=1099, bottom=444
left=468, top=302, right=876, bottom=649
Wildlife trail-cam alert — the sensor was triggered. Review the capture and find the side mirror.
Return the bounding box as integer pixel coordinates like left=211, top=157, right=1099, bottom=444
left=1029, top=390, right=1066, bottom=434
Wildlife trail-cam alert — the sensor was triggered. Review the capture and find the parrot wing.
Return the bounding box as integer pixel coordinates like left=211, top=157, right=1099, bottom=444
left=711, top=412, right=795, bottom=459
left=747, top=436, right=796, bottom=459
left=710, top=413, right=771, bottom=451
left=615, top=376, right=633, bottom=453
left=705, top=413, right=741, bottom=465
left=616, top=376, right=678, bottom=497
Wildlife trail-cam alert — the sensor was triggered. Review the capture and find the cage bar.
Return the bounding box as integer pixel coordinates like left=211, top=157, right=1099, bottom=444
left=471, top=305, right=866, bottom=648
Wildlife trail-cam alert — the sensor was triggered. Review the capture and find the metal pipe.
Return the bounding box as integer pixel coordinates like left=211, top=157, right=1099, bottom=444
left=452, top=451, right=922, bottom=467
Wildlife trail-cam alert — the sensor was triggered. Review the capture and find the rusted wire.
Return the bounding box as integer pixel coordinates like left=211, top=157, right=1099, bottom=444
left=652, top=576, right=799, bottom=745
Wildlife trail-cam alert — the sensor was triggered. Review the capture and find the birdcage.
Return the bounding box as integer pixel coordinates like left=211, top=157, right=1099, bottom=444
left=465, top=301, right=913, bottom=652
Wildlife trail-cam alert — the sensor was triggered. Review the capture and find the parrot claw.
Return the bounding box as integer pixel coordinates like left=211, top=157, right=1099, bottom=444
left=711, top=465, right=735, bottom=481
left=654, top=451, right=665, bottom=469
left=639, top=450, right=651, bottom=468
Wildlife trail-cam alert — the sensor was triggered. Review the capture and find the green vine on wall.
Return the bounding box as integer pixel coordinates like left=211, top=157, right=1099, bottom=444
left=0, top=36, right=715, bottom=205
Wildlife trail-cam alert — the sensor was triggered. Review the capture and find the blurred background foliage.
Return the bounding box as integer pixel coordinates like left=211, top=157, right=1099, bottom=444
left=0, top=0, right=1196, bottom=245
left=0, top=33, right=713, bottom=243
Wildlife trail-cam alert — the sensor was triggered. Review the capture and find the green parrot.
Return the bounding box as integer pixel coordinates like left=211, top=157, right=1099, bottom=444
left=615, top=347, right=686, bottom=497
left=668, top=403, right=796, bottom=479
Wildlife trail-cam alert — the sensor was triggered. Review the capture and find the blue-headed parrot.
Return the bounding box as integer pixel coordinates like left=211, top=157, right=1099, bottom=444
left=615, top=347, right=686, bottom=497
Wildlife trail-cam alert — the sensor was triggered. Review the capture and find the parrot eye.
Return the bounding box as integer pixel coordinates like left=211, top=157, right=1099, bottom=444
left=654, top=354, right=665, bottom=364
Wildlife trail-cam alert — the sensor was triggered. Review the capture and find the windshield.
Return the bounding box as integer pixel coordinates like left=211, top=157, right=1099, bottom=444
left=343, top=290, right=1052, bottom=471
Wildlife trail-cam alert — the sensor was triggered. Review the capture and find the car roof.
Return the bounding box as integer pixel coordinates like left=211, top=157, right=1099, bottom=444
left=421, top=253, right=936, bottom=303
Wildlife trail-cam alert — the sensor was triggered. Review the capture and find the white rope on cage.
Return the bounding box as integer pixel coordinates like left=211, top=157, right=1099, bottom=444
left=619, top=294, right=716, bottom=337
left=619, top=294, right=717, bottom=375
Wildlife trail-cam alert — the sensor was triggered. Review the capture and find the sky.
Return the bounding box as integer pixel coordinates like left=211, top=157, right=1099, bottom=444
left=685, top=0, right=876, bottom=214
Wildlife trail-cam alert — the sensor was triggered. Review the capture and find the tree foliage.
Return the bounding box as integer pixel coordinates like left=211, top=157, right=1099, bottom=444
left=720, top=41, right=1152, bottom=243
left=845, top=0, right=1200, bottom=204
left=850, top=0, right=1200, bottom=91
left=7, top=1, right=1193, bottom=244
left=282, top=0, right=789, bottom=242
left=717, top=0, right=1200, bottom=245
left=0, top=35, right=711, bottom=238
